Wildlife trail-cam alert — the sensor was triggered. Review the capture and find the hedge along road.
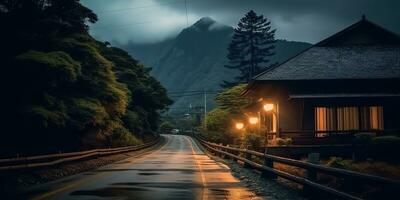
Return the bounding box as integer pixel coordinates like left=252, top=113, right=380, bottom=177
left=21, top=135, right=262, bottom=200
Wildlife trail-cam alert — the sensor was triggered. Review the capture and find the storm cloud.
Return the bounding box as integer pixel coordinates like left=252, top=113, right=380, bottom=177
left=81, top=0, right=400, bottom=44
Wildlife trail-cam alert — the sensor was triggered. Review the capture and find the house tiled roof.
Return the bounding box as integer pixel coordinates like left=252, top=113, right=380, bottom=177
left=254, top=45, right=400, bottom=80
left=254, top=18, right=400, bottom=81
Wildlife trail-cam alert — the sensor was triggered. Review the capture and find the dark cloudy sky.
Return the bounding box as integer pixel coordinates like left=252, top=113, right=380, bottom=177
left=81, top=0, right=400, bottom=44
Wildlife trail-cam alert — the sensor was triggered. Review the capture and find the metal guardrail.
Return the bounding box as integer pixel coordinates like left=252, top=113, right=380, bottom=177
left=194, top=134, right=400, bottom=200
left=0, top=136, right=161, bottom=171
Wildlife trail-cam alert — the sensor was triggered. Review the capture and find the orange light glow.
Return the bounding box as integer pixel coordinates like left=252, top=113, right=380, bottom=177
left=235, top=122, right=244, bottom=130
left=249, top=117, right=259, bottom=125
left=263, top=103, right=274, bottom=112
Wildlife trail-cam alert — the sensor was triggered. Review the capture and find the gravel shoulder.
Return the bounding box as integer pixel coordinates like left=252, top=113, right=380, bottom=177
left=196, top=140, right=307, bottom=200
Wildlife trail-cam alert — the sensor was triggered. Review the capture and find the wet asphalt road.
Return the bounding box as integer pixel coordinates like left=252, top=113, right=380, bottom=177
left=24, top=135, right=261, bottom=200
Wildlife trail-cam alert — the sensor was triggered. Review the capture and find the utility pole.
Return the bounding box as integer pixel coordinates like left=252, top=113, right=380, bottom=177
left=184, top=0, right=189, bottom=26
left=203, top=90, right=207, bottom=129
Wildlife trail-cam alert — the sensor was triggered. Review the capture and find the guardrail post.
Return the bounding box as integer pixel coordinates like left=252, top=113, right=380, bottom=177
left=243, top=146, right=252, bottom=168
left=306, top=153, right=319, bottom=181
left=218, top=143, right=223, bottom=157
left=225, top=145, right=230, bottom=159
left=303, top=152, right=320, bottom=197
left=220, top=144, right=226, bottom=159
left=261, top=148, right=276, bottom=179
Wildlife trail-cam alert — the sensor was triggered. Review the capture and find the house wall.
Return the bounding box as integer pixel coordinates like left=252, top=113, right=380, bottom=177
left=247, top=80, right=400, bottom=142
left=296, top=97, right=400, bottom=132
left=382, top=100, right=400, bottom=130
left=277, top=98, right=304, bottom=131
left=302, top=101, right=315, bottom=130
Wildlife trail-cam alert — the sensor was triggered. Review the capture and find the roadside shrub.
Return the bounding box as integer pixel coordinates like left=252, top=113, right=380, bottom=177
left=109, top=126, right=142, bottom=147
left=204, top=108, right=230, bottom=133
left=122, top=110, right=144, bottom=134
left=326, top=157, right=347, bottom=169
left=245, top=132, right=265, bottom=150
left=276, top=138, right=286, bottom=146
left=159, top=121, right=174, bottom=134
left=269, top=137, right=292, bottom=146
left=274, top=162, right=305, bottom=178
left=201, top=130, right=238, bottom=145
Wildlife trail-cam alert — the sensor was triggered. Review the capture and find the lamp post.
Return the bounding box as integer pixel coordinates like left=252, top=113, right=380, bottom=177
left=263, top=103, right=274, bottom=112
left=248, top=117, right=259, bottom=125
left=263, top=102, right=276, bottom=146
left=235, top=122, right=244, bottom=130
left=235, top=122, right=245, bottom=148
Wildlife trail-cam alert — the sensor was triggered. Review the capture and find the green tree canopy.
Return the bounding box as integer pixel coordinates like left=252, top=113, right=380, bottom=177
left=159, top=122, right=174, bottom=134
left=0, top=0, right=172, bottom=155
left=215, top=84, right=250, bottom=114
left=203, top=84, right=251, bottom=144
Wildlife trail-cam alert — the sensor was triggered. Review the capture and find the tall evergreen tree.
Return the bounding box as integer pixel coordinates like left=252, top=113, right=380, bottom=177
left=222, top=10, right=276, bottom=87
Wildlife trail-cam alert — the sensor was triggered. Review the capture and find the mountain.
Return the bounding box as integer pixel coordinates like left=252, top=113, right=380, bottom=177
left=119, top=17, right=312, bottom=115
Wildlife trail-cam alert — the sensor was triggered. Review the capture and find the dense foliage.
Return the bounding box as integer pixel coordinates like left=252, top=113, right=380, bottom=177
left=0, top=0, right=172, bottom=155
left=222, top=10, right=276, bottom=87
left=203, top=84, right=250, bottom=144
left=159, top=121, right=174, bottom=134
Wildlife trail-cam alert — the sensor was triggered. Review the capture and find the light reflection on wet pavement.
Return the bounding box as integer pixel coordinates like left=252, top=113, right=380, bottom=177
left=26, top=135, right=262, bottom=200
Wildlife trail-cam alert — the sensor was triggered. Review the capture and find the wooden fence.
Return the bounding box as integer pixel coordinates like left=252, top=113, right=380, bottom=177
left=194, top=134, right=400, bottom=200
left=0, top=136, right=161, bottom=171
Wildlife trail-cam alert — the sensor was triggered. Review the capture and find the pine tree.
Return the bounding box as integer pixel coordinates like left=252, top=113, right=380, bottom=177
left=222, top=10, right=276, bottom=88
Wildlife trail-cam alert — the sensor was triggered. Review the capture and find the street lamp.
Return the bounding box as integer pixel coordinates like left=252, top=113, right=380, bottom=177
left=263, top=103, right=274, bottom=112
left=234, top=121, right=246, bottom=148
left=235, top=122, right=244, bottom=130
left=249, top=117, right=259, bottom=125
left=263, top=102, right=277, bottom=147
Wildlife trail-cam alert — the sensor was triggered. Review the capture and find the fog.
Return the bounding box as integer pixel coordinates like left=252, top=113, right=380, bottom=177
left=81, top=0, right=400, bottom=44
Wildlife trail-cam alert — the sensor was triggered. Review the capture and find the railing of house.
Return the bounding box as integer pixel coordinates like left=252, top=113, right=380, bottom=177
left=193, top=134, right=400, bottom=200
left=0, top=135, right=161, bottom=171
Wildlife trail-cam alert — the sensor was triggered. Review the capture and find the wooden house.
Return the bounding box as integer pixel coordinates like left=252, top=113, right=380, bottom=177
left=243, top=17, right=400, bottom=145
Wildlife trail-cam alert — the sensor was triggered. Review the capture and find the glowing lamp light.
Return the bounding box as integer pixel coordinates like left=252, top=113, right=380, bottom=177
left=235, top=122, right=244, bottom=130
left=249, top=117, right=259, bottom=125
left=263, top=103, right=274, bottom=112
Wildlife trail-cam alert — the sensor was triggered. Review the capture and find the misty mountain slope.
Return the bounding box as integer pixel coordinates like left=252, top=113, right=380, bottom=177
left=120, top=17, right=311, bottom=114
left=154, top=17, right=235, bottom=91
left=120, top=38, right=175, bottom=68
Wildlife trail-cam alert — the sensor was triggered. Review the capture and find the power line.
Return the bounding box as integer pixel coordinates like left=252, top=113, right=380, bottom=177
left=169, top=93, right=205, bottom=98
left=86, top=0, right=195, bottom=32
left=93, top=20, right=167, bottom=29
left=169, top=93, right=218, bottom=98
left=168, top=90, right=221, bottom=99
left=97, top=0, right=189, bottom=14
left=184, top=0, right=189, bottom=26
left=167, top=90, right=222, bottom=94
left=89, top=18, right=190, bottom=31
